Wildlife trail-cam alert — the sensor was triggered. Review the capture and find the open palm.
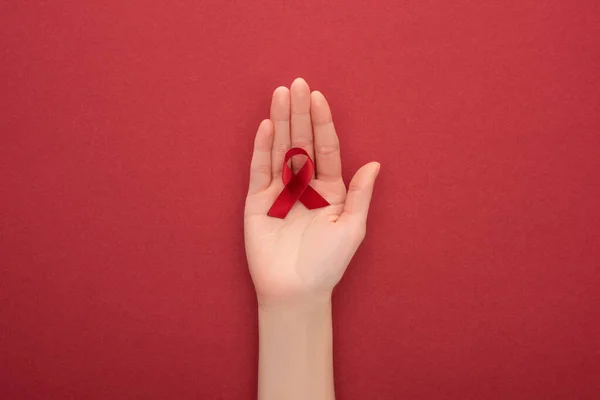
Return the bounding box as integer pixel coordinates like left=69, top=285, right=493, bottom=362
left=244, top=78, right=380, bottom=304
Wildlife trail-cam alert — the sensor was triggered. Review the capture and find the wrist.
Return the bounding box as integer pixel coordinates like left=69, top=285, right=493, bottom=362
left=257, top=292, right=332, bottom=313
left=257, top=294, right=333, bottom=347
left=257, top=291, right=335, bottom=400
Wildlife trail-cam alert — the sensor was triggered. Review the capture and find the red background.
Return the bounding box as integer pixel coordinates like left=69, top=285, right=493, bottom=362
left=1, top=1, right=600, bottom=399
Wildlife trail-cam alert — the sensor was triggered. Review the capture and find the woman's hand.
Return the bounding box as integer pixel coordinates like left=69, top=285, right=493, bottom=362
left=245, top=78, right=379, bottom=400
left=244, top=78, right=380, bottom=306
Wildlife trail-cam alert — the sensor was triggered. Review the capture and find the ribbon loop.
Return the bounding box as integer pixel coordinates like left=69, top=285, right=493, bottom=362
left=267, top=148, right=330, bottom=219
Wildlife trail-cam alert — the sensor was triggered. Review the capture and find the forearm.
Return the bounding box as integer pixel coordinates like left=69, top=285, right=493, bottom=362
left=257, top=296, right=335, bottom=400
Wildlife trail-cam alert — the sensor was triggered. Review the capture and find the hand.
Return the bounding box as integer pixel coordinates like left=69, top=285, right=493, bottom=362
left=244, top=78, right=380, bottom=305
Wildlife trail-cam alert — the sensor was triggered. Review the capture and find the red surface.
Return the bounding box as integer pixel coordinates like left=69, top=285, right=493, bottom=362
left=1, top=1, right=600, bottom=398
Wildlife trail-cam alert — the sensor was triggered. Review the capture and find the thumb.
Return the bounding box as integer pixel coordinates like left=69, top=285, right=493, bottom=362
left=339, top=161, right=381, bottom=225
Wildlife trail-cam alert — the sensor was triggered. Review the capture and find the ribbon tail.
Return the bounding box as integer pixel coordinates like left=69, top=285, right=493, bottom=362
left=299, top=185, right=330, bottom=210
left=267, top=187, right=295, bottom=218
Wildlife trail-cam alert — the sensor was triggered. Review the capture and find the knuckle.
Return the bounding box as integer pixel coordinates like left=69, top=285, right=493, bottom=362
left=251, top=163, right=271, bottom=175
left=348, top=181, right=363, bottom=193
left=292, top=136, right=313, bottom=147
left=315, top=143, right=340, bottom=156
left=254, top=142, right=271, bottom=153
left=274, top=143, right=290, bottom=153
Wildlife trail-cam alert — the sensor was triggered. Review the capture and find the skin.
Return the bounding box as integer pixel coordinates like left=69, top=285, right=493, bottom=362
left=244, top=77, right=380, bottom=400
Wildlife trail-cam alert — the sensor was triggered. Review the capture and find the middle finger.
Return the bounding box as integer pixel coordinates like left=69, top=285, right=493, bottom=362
left=290, top=77, right=315, bottom=175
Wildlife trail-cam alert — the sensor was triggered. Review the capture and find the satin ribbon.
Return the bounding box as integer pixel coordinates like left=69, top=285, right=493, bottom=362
left=267, top=148, right=330, bottom=218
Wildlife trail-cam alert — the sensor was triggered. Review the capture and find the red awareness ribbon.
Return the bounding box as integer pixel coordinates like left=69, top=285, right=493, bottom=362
left=267, top=147, right=330, bottom=219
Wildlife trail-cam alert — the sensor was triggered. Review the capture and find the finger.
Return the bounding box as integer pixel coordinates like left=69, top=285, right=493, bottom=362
left=338, top=162, right=381, bottom=226
left=270, top=86, right=291, bottom=178
left=311, top=91, right=342, bottom=182
left=290, top=77, right=314, bottom=174
left=248, top=119, right=274, bottom=195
